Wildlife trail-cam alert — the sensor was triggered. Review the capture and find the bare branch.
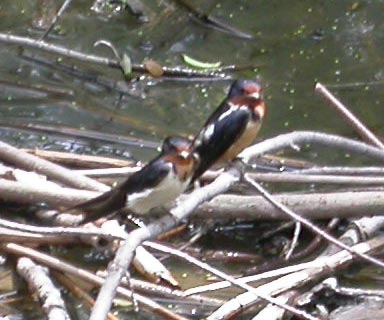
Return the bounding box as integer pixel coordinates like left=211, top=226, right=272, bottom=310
left=194, top=189, right=384, bottom=220
left=17, top=257, right=70, bottom=320
left=240, top=131, right=384, bottom=163
left=315, top=82, right=384, bottom=149
left=0, top=140, right=109, bottom=192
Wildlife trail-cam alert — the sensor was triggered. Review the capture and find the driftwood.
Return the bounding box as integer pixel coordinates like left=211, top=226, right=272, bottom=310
left=1, top=11, right=384, bottom=318
left=1, top=127, right=384, bottom=319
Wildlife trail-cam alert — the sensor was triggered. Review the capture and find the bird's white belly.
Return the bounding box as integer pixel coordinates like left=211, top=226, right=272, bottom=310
left=127, top=172, right=190, bottom=215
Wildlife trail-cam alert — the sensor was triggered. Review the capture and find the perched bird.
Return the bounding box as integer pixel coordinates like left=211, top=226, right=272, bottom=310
left=66, top=136, right=198, bottom=223
left=191, top=79, right=266, bottom=181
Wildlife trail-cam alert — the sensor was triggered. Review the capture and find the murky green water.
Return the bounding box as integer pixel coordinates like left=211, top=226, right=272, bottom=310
left=1, top=1, right=384, bottom=162
left=1, top=1, right=384, bottom=319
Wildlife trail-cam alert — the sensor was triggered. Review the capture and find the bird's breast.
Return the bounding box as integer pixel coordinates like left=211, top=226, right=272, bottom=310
left=219, top=119, right=261, bottom=163
left=126, top=169, right=190, bottom=215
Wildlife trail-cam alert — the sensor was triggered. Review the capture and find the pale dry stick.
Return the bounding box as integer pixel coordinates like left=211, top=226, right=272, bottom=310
left=24, top=148, right=134, bottom=168
left=41, top=0, right=73, bottom=40
left=330, top=280, right=384, bottom=298
left=322, top=216, right=384, bottom=256
left=0, top=178, right=98, bottom=206
left=285, top=222, right=301, bottom=260
left=243, top=175, right=384, bottom=269
left=17, top=257, right=70, bottom=320
left=207, top=236, right=384, bottom=320
left=0, top=141, right=109, bottom=192
left=295, top=166, right=384, bottom=175
left=0, top=217, right=117, bottom=240
left=239, top=131, right=384, bottom=164
left=248, top=172, right=384, bottom=185
left=315, top=82, right=384, bottom=149
left=115, top=276, right=225, bottom=307
left=0, top=227, right=77, bottom=244
left=3, top=243, right=188, bottom=320
left=133, top=246, right=178, bottom=286
left=194, top=190, right=384, bottom=221
left=204, top=170, right=384, bottom=185
left=142, top=242, right=318, bottom=320
left=184, top=258, right=329, bottom=296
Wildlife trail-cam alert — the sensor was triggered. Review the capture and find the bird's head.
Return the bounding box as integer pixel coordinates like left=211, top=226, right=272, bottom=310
left=161, top=136, right=200, bottom=180
left=228, top=79, right=263, bottom=100
left=228, top=79, right=266, bottom=120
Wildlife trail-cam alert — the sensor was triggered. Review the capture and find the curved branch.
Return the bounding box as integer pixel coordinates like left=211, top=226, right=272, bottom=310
left=240, top=131, right=384, bottom=163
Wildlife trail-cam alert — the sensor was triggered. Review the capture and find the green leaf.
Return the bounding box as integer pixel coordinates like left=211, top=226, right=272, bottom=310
left=182, top=54, right=221, bottom=69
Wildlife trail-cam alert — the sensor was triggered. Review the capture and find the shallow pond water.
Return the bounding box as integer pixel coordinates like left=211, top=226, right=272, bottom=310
left=1, top=1, right=384, bottom=162
left=1, top=1, right=384, bottom=319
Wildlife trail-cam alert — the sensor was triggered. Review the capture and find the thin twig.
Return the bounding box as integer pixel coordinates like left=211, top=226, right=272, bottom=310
left=143, top=242, right=318, bottom=320
left=40, top=0, right=73, bottom=40
left=0, top=217, right=118, bottom=240
left=295, top=166, right=384, bottom=175
left=290, top=218, right=340, bottom=261
left=247, top=172, right=384, bottom=185
left=243, top=175, right=384, bottom=269
left=315, top=82, right=384, bottom=149
left=0, top=32, right=227, bottom=78
left=285, top=222, right=301, bottom=260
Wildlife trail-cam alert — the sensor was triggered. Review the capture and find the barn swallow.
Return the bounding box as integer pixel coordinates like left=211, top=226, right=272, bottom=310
left=191, top=79, right=266, bottom=181
left=65, top=136, right=198, bottom=223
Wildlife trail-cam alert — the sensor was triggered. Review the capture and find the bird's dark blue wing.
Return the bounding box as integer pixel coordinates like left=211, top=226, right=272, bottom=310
left=192, top=107, right=250, bottom=180
left=120, top=157, right=171, bottom=194
left=66, top=156, right=170, bottom=224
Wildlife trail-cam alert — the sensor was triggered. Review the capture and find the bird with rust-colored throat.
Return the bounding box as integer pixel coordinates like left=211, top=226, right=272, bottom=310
left=191, top=79, right=266, bottom=181
left=64, top=136, right=198, bottom=224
